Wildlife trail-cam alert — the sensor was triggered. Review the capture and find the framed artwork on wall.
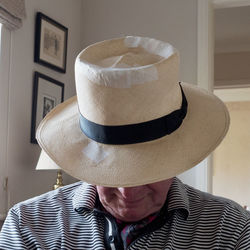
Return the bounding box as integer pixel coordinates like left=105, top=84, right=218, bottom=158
left=31, top=71, right=64, bottom=144
left=34, top=12, right=68, bottom=73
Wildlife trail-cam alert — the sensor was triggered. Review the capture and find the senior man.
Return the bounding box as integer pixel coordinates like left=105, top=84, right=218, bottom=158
left=0, top=36, right=249, bottom=249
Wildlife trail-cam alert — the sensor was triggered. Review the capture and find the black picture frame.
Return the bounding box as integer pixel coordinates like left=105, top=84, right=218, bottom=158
left=34, top=12, right=68, bottom=73
left=31, top=72, right=64, bottom=144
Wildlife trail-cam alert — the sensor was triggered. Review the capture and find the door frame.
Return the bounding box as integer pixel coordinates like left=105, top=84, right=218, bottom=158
left=197, top=0, right=250, bottom=193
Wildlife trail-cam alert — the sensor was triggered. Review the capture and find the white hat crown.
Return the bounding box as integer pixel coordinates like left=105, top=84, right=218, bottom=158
left=75, top=36, right=181, bottom=126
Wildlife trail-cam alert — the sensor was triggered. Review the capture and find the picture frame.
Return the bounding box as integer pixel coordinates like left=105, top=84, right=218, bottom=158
left=31, top=72, right=64, bottom=144
left=34, top=12, right=68, bottom=73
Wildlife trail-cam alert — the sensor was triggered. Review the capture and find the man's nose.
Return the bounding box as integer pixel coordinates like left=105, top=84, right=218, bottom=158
left=117, top=186, right=143, bottom=199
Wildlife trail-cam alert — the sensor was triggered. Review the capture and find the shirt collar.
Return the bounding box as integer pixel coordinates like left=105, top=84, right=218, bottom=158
left=167, top=177, right=190, bottom=219
left=72, top=177, right=190, bottom=219
left=72, top=182, right=97, bottom=211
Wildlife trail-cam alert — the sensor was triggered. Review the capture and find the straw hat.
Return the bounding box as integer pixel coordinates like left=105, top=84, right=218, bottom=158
left=36, top=36, right=230, bottom=187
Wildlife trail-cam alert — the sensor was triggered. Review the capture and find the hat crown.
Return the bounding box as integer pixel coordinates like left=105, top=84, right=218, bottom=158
left=75, top=36, right=181, bottom=125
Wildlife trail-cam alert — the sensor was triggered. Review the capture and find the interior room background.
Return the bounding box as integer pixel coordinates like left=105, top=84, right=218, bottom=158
left=0, top=0, right=249, bottom=223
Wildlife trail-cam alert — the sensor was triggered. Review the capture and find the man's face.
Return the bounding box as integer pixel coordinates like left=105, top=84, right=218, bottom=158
left=96, top=178, right=173, bottom=222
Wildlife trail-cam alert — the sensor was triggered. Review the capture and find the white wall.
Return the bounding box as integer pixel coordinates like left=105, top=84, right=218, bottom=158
left=81, top=0, right=198, bottom=84
left=213, top=100, right=250, bottom=207
left=0, top=0, right=83, bottom=214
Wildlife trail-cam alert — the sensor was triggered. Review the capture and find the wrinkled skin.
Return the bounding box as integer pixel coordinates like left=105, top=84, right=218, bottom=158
left=96, top=178, right=173, bottom=222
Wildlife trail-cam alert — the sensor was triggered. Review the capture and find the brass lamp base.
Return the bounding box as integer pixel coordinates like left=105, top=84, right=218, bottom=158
left=53, top=170, right=64, bottom=190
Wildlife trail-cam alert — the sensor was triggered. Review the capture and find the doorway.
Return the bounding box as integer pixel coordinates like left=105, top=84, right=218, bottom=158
left=212, top=2, right=250, bottom=207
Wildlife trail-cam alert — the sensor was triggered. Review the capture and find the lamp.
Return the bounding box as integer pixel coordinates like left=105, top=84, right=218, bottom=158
left=36, top=150, right=64, bottom=190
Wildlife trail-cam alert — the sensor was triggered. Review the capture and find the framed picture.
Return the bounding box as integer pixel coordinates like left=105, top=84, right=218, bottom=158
left=34, top=12, right=68, bottom=73
left=31, top=72, right=64, bottom=144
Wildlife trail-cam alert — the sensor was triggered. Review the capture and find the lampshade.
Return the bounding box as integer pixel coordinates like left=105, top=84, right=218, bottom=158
left=36, top=150, right=61, bottom=170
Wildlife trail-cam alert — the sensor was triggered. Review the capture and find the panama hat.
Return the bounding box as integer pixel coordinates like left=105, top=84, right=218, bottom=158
left=36, top=36, right=230, bottom=187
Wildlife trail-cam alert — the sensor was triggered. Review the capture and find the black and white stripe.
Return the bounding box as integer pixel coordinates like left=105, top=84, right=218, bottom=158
left=0, top=178, right=249, bottom=249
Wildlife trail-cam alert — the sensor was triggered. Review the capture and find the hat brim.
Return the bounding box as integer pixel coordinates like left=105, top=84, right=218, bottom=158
left=36, top=82, right=229, bottom=187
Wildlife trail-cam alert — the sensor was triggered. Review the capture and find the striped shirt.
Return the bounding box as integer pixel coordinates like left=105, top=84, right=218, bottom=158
left=117, top=213, right=158, bottom=248
left=0, top=178, right=249, bottom=249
